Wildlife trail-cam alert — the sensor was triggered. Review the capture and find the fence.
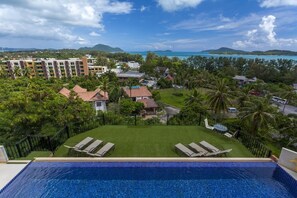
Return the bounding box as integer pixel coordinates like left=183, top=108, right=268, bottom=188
left=237, top=131, right=272, bottom=158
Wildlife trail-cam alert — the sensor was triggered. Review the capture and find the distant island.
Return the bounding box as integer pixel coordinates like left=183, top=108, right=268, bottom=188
left=202, top=47, right=297, bottom=56
left=79, top=44, right=123, bottom=52
left=151, top=50, right=173, bottom=53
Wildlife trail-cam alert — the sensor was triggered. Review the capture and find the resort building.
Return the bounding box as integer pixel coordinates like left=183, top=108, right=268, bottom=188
left=88, top=66, right=108, bottom=77
left=117, top=71, right=145, bottom=82
left=1, top=57, right=94, bottom=79
left=123, top=85, right=158, bottom=114
left=59, top=85, right=109, bottom=112
left=127, top=61, right=140, bottom=69
left=233, top=75, right=257, bottom=86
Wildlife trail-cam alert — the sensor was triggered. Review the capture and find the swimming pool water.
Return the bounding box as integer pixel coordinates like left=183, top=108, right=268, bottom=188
left=0, top=162, right=296, bottom=197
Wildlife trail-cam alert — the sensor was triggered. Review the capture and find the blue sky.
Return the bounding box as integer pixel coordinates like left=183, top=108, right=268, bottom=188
left=0, top=0, right=297, bottom=51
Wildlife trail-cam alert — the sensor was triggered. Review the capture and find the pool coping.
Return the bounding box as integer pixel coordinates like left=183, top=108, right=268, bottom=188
left=34, top=157, right=273, bottom=162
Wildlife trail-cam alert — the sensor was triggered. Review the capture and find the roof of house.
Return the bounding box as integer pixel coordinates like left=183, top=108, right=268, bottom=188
left=59, top=85, right=108, bottom=101
left=116, top=71, right=145, bottom=78
left=138, top=98, right=158, bottom=108
left=123, top=86, right=152, bottom=98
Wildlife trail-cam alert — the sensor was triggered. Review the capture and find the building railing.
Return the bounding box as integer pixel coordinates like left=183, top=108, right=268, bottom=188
left=237, top=131, right=272, bottom=158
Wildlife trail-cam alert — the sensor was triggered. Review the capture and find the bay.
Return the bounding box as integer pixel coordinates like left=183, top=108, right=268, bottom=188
left=129, top=51, right=297, bottom=61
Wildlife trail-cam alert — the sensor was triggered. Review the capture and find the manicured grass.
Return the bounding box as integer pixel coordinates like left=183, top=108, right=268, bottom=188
left=158, top=88, right=209, bottom=108
left=17, top=151, right=52, bottom=160
left=54, top=125, right=253, bottom=157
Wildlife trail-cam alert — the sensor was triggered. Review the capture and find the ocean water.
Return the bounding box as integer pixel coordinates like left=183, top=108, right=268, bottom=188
left=1, top=162, right=296, bottom=198
left=129, top=51, right=297, bottom=61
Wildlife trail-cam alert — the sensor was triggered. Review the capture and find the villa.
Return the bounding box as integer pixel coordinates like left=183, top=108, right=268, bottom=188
left=59, top=85, right=108, bottom=112
left=123, top=85, right=159, bottom=114
left=116, top=71, right=145, bottom=82
left=233, top=75, right=257, bottom=86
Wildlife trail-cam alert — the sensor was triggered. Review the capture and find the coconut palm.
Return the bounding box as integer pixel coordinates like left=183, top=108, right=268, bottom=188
left=208, top=78, right=232, bottom=117
left=239, top=99, right=275, bottom=135
left=98, top=76, right=114, bottom=98
left=185, top=89, right=207, bottom=125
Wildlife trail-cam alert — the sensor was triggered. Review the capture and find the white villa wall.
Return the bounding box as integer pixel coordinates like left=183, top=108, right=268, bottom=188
left=0, top=146, right=9, bottom=163
left=93, top=101, right=107, bottom=112
left=278, top=147, right=297, bottom=173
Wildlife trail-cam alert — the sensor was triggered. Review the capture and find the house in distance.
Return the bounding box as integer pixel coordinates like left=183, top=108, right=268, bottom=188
left=59, top=85, right=109, bottom=112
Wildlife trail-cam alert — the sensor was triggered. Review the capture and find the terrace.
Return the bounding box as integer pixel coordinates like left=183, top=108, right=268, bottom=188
left=54, top=125, right=253, bottom=157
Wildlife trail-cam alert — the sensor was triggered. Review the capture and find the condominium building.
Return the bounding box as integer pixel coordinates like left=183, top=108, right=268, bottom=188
left=1, top=57, right=94, bottom=79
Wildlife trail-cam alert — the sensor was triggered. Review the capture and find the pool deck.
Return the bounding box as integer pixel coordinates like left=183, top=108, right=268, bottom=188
left=0, top=161, right=30, bottom=191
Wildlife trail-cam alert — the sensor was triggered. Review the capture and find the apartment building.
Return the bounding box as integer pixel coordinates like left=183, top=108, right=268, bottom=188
left=1, top=57, right=92, bottom=79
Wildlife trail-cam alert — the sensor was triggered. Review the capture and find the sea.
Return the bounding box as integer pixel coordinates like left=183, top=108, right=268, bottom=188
left=129, top=51, right=297, bottom=61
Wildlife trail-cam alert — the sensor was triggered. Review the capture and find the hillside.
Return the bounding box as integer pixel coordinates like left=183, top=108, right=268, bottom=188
left=79, top=44, right=123, bottom=52
left=202, top=47, right=297, bottom=56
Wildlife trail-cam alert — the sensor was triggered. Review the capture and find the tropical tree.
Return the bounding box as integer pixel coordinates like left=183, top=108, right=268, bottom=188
left=98, top=76, right=114, bottom=98
left=239, top=99, right=275, bottom=135
left=208, top=78, right=232, bottom=119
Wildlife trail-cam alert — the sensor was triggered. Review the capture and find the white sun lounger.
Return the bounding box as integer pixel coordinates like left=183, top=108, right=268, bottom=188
left=205, top=149, right=233, bottom=157
left=76, top=139, right=103, bottom=153
left=175, top=143, right=204, bottom=157
left=64, top=137, right=93, bottom=150
left=204, top=118, right=214, bottom=130
left=88, top=142, right=115, bottom=157
left=188, top=142, right=208, bottom=156
left=199, top=141, right=220, bottom=152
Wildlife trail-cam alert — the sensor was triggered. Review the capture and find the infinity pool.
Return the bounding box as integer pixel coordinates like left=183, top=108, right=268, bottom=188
left=0, top=162, right=296, bottom=197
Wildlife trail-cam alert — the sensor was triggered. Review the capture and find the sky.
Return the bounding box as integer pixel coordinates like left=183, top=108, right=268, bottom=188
left=0, top=0, right=297, bottom=51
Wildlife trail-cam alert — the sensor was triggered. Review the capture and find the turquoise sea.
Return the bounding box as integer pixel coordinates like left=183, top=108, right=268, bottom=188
left=129, top=51, right=297, bottom=61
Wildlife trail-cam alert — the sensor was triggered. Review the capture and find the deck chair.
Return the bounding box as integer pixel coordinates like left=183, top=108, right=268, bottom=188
left=224, top=130, right=238, bottom=138
left=175, top=143, right=204, bottom=157
left=204, top=118, right=214, bottom=130
left=199, top=141, right=220, bottom=152
left=188, top=142, right=208, bottom=156
left=76, top=139, right=103, bottom=153
left=64, top=137, right=93, bottom=150
left=88, top=142, right=115, bottom=157
left=205, top=149, right=232, bottom=157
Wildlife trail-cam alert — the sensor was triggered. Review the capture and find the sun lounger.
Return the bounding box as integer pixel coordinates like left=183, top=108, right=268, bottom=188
left=205, top=149, right=232, bottom=157
left=199, top=141, right=220, bottom=152
left=188, top=142, right=208, bottom=155
left=204, top=118, right=214, bottom=130
left=175, top=143, right=204, bottom=157
left=88, top=142, right=115, bottom=157
left=224, top=130, right=238, bottom=138
left=64, top=137, right=93, bottom=150
left=75, top=139, right=103, bottom=153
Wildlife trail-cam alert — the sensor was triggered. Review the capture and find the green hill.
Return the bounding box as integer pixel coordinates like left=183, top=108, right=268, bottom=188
left=79, top=44, right=123, bottom=52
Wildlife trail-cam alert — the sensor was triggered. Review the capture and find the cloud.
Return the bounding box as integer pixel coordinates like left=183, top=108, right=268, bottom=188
left=171, top=13, right=261, bottom=32
left=89, top=31, right=101, bottom=37
left=233, top=15, right=297, bottom=49
left=156, top=0, right=203, bottom=12
left=140, top=5, right=147, bottom=12
left=0, top=0, right=132, bottom=45
left=260, top=0, right=297, bottom=8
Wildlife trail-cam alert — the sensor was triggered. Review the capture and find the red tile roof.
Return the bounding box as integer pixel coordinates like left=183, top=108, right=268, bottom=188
left=123, top=86, right=152, bottom=98
left=138, top=98, right=158, bottom=108
left=59, top=85, right=108, bottom=101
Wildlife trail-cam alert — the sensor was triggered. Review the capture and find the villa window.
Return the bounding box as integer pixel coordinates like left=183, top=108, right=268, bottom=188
left=96, top=101, right=102, bottom=107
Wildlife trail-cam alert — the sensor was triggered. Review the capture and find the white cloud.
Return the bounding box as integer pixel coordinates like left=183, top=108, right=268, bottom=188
left=89, top=31, right=101, bottom=37
left=0, top=0, right=132, bottom=45
left=157, top=0, right=203, bottom=12
left=140, top=5, right=147, bottom=12
left=260, top=0, right=297, bottom=8
left=233, top=15, right=297, bottom=49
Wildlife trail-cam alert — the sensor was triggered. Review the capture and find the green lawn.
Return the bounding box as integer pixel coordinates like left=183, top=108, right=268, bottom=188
left=54, top=125, right=253, bottom=157
left=158, top=88, right=209, bottom=108
left=17, top=151, right=52, bottom=160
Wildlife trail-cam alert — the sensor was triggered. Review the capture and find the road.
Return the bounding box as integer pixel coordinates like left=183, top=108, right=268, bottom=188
left=159, top=106, right=180, bottom=124
left=276, top=104, right=297, bottom=115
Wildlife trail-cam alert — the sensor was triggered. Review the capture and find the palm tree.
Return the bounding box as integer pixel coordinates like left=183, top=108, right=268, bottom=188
left=208, top=78, right=232, bottom=119
left=98, top=76, right=114, bottom=98
left=185, top=89, right=207, bottom=125
left=239, top=99, right=275, bottom=135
